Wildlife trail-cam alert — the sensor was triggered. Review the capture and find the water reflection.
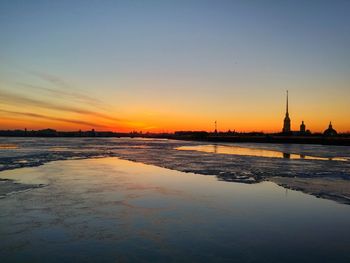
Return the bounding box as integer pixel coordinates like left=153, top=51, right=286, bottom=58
left=213, top=144, right=218, bottom=154
left=0, top=157, right=350, bottom=263
left=177, top=145, right=347, bottom=161
left=0, top=144, right=18, bottom=149
left=283, top=152, right=291, bottom=159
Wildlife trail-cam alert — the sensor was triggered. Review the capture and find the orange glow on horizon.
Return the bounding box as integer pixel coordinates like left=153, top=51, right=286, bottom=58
left=1, top=82, right=349, bottom=133
left=1, top=112, right=349, bottom=133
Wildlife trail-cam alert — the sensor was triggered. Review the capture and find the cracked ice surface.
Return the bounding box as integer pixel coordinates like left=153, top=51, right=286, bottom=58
left=0, top=137, right=350, bottom=203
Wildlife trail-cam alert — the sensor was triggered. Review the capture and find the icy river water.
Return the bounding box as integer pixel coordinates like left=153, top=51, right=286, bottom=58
left=1, top=138, right=350, bottom=262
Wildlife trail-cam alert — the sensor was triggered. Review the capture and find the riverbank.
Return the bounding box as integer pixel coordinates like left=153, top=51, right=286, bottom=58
left=2, top=130, right=350, bottom=146
left=168, top=134, right=350, bottom=146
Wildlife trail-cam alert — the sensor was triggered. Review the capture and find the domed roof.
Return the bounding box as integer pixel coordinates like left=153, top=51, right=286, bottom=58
left=324, top=122, right=337, bottom=136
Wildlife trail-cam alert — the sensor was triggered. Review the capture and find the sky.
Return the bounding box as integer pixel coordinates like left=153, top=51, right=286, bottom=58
left=1, top=0, right=349, bottom=132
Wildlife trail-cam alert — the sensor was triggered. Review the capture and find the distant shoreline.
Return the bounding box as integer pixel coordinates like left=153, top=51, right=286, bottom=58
left=170, top=135, right=350, bottom=146
left=1, top=131, right=350, bottom=146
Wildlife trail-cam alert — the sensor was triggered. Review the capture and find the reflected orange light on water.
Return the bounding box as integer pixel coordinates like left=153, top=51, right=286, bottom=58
left=176, top=145, right=348, bottom=162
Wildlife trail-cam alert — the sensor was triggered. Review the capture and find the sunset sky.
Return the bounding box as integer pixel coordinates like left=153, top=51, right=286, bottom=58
left=1, top=1, right=349, bottom=133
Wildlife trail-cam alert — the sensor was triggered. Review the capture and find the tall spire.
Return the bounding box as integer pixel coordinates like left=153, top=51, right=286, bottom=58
left=286, top=90, right=289, bottom=115
left=282, top=90, right=291, bottom=133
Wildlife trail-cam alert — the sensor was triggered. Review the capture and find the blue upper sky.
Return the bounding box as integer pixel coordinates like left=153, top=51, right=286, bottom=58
left=0, top=0, right=349, bottom=132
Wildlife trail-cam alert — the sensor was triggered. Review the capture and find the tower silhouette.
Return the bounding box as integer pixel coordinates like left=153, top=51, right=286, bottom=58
left=282, top=90, right=291, bottom=133
left=300, top=121, right=305, bottom=133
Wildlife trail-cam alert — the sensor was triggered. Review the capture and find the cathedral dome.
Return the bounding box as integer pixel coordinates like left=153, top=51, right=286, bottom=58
left=324, top=122, right=337, bottom=136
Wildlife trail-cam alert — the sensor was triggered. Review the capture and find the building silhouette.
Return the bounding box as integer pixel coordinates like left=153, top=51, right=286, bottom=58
left=279, top=91, right=343, bottom=136
left=300, top=121, right=306, bottom=133
left=282, top=90, right=291, bottom=133
left=324, top=122, right=337, bottom=136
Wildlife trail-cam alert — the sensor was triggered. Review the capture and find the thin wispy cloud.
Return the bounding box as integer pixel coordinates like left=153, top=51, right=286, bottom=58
left=28, top=71, right=71, bottom=89
left=25, top=71, right=108, bottom=110
left=18, top=83, right=107, bottom=110
left=0, top=90, right=122, bottom=122
left=0, top=109, right=107, bottom=128
left=1, top=66, right=133, bottom=130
